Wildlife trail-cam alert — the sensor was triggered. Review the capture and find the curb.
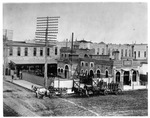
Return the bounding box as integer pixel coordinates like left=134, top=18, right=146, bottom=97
left=4, top=78, right=34, bottom=92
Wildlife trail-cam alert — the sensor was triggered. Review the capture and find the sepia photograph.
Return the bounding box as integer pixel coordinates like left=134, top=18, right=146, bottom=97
left=3, top=1, right=148, bottom=116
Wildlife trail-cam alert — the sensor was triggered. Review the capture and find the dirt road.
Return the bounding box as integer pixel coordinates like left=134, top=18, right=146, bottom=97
left=3, top=80, right=148, bottom=116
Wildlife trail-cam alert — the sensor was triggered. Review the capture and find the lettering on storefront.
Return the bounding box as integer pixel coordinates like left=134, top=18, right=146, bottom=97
left=123, top=60, right=132, bottom=66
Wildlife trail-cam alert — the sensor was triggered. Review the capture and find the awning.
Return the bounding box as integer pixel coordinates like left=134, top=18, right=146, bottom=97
left=9, top=58, right=57, bottom=65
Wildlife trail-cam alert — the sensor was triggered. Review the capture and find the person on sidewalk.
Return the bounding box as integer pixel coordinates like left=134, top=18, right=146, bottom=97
left=11, top=70, right=14, bottom=82
left=19, top=71, right=22, bottom=79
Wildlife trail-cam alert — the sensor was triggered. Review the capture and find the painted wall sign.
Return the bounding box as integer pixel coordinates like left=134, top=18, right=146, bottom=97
left=123, top=60, right=132, bottom=66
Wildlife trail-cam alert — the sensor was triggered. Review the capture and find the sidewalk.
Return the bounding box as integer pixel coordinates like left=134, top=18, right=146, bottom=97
left=4, top=75, right=147, bottom=92
left=4, top=75, right=42, bottom=91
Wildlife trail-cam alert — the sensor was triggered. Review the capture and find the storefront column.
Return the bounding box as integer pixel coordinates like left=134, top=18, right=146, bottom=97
left=130, top=70, right=133, bottom=90
left=136, top=70, right=140, bottom=85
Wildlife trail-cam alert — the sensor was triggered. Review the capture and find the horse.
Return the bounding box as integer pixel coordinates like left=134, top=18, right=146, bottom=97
left=31, top=85, right=49, bottom=99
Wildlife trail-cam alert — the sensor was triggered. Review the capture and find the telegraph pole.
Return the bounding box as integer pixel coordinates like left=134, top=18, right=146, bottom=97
left=36, top=16, right=60, bottom=88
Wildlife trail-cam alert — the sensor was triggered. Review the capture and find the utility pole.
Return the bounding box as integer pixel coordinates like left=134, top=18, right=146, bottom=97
left=36, top=16, right=60, bottom=88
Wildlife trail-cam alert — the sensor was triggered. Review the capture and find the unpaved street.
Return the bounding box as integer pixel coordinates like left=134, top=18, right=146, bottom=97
left=3, top=80, right=148, bottom=116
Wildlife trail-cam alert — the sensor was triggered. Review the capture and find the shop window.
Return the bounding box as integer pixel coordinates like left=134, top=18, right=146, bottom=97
left=132, top=71, right=136, bottom=82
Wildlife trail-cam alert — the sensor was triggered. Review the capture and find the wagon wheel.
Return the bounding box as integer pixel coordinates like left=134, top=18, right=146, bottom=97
left=103, top=89, right=108, bottom=95
left=115, top=88, right=122, bottom=95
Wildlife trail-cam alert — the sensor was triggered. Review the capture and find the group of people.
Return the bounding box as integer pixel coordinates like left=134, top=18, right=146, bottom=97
left=11, top=70, right=22, bottom=82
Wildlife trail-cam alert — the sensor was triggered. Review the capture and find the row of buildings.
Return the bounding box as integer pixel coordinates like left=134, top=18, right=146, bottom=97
left=3, top=36, right=148, bottom=88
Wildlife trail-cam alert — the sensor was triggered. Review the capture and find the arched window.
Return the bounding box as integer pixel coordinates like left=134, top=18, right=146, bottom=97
left=132, top=71, right=136, bottom=82
left=81, top=61, right=84, bottom=66
left=58, top=68, right=60, bottom=73
left=90, top=70, right=94, bottom=78
left=61, top=69, right=63, bottom=73
left=97, top=70, right=100, bottom=78
left=90, top=62, right=94, bottom=68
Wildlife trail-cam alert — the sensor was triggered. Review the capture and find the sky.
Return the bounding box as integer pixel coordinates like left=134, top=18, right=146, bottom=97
left=3, top=2, right=147, bottom=44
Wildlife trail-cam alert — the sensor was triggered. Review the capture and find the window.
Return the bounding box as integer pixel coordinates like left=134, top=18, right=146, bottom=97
left=97, top=48, right=99, bottom=55
left=108, top=48, right=110, bottom=55
left=90, top=62, right=94, bottom=67
left=47, top=48, right=50, bottom=56
left=65, top=54, right=66, bottom=57
left=40, top=48, right=43, bottom=56
left=33, top=47, right=37, bottom=56
left=85, top=62, right=88, bottom=66
left=61, top=69, right=63, bottom=73
left=9, top=47, right=13, bottom=56
left=61, top=54, right=63, bottom=57
left=121, top=49, right=123, bottom=57
left=129, top=50, right=131, bottom=57
left=17, top=47, right=21, bottom=56
left=112, top=49, right=114, bottom=55
left=138, top=51, right=140, bottom=57
left=55, top=47, right=58, bottom=55
left=125, top=49, right=127, bottom=57
left=134, top=51, right=136, bottom=59
left=132, top=71, right=136, bottom=82
left=144, top=51, right=146, bottom=57
left=24, top=47, right=28, bottom=56
left=102, top=48, right=104, bottom=55
left=81, top=62, right=84, bottom=66
left=58, top=68, right=60, bottom=73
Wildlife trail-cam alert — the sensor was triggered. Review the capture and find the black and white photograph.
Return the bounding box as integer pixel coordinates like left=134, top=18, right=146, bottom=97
left=2, top=1, right=148, bottom=116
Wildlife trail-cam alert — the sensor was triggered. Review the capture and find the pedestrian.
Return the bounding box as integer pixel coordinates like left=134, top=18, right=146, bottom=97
left=19, top=71, right=22, bottom=79
left=11, top=73, right=14, bottom=82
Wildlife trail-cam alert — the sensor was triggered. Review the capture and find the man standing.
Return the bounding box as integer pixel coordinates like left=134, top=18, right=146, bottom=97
left=19, top=71, right=22, bottom=79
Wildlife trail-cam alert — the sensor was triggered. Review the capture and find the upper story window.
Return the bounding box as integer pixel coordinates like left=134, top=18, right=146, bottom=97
left=102, top=48, right=104, bottom=55
left=81, top=61, right=84, bottom=66
left=129, top=50, right=131, bottom=57
left=55, top=47, right=58, bottom=55
left=90, top=62, right=94, bottom=68
left=85, top=62, right=88, bottom=66
left=24, top=47, right=28, bottom=56
left=33, top=47, right=37, bottom=56
left=9, top=47, right=13, bottom=56
left=40, top=47, right=43, bottom=56
left=47, top=48, right=50, bottom=56
left=134, top=51, right=136, bottom=59
left=17, top=47, right=21, bottom=56
left=97, top=48, right=100, bottom=55
left=61, top=53, right=63, bottom=57
left=125, top=49, right=127, bottom=57
left=108, top=48, right=110, bottom=55
left=144, top=51, right=146, bottom=57
left=138, top=51, right=140, bottom=57
left=121, top=49, right=123, bottom=57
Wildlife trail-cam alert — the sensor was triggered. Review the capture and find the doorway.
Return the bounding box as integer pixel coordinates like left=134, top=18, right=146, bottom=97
left=124, top=71, right=130, bottom=85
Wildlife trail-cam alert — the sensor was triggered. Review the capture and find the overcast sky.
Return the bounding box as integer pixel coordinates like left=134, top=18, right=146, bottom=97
left=3, top=2, right=147, bottom=44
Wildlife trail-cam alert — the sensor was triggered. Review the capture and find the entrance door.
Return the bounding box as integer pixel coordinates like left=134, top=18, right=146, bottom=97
left=64, top=65, right=69, bottom=79
left=90, top=70, right=94, bottom=78
left=124, top=71, right=130, bottom=85
left=116, top=72, right=120, bottom=83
